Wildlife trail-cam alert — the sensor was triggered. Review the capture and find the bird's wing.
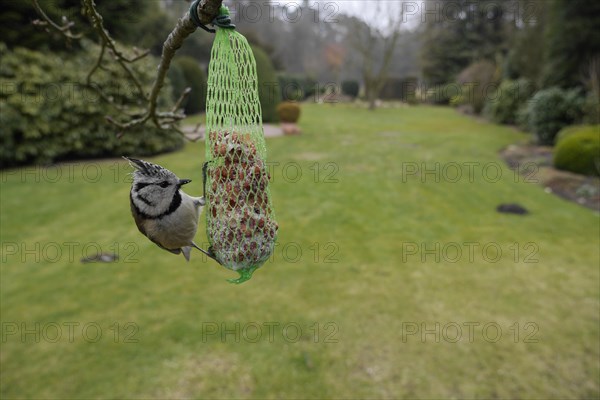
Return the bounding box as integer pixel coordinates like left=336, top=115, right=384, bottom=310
left=131, top=199, right=181, bottom=256
left=144, top=234, right=181, bottom=256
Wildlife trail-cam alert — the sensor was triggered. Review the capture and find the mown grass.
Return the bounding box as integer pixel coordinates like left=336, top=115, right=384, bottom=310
left=1, top=104, right=599, bottom=399
left=183, top=113, right=206, bottom=126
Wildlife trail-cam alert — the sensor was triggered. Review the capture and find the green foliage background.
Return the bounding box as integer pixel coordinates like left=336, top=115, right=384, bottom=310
left=278, top=74, right=319, bottom=101
left=522, top=87, right=586, bottom=145
left=341, top=80, right=359, bottom=98
left=0, top=42, right=183, bottom=167
left=554, top=125, right=600, bottom=176
left=541, top=0, right=600, bottom=89
left=484, top=79, right=535, bottom=125
left=420, top=0, right=506, bottom=85
left=172, top=56, right=207, bottom=116
left=252, top=45, right=281, bottom=123
left=0, top=0, right=151, bottom=51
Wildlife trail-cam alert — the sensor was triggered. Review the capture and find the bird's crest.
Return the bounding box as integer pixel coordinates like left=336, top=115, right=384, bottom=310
left=123, top=156, right=175, bottom=180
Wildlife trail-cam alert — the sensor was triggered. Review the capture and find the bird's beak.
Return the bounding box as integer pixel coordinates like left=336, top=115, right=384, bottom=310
left=178, top=179, right=192, bottom=187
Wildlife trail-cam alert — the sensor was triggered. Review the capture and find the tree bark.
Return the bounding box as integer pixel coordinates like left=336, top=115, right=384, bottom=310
left=147, top=0, right=224, bottom=129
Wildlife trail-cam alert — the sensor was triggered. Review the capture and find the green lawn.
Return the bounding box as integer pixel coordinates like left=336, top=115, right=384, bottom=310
left=183, top=113, right=206, bottom=126
left=1, top=104, right=599, bottom=399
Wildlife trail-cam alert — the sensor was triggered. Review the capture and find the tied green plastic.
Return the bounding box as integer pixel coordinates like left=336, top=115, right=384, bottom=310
left=204, top=20, right=278, bottom=284
left=189, top=2, right=236, bottom=32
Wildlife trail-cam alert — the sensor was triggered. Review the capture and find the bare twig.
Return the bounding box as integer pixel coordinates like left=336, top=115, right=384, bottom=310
left=86, top=41, right=106, bottom=85
left=84, top=42, right=141, bottom=117
left=31, top=0, right=224, bottom=136
left=172, top=87, right=193, bottom=113
left=96, top=0, right=222, bottom=132
left=82, top=0, right=148, bottom=101
left=31, top=0, right=83, bottom=39
left=31, top=0, right=136, bottom=117
left=349, top=0, right=404, bottom=110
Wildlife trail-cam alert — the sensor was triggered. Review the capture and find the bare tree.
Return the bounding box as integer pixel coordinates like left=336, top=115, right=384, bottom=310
left=31, top=0, right=223, bottom=137
left=349, top=1, right=405, bottom=110
left=324, top=42, right=346, bottom=87
left=583, top=56, right=600, bottom=124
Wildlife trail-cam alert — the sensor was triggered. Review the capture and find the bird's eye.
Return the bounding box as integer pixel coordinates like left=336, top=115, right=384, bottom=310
left=159, top=181, right=170, bottom=188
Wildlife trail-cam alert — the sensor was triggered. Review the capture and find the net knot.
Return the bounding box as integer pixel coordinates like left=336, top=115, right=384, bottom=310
left=190, top=1, right=236, bottom=33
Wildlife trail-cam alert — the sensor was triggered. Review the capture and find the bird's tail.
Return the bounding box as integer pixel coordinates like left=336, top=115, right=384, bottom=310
left=181, top=246, right=192, bottom=262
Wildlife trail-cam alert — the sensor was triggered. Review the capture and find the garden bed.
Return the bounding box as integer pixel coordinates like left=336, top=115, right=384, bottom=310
left=501, top=143, right=600, bottom=211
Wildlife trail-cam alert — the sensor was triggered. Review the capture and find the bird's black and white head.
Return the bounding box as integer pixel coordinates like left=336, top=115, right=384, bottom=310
left=124, top=157, right=191, bottom=218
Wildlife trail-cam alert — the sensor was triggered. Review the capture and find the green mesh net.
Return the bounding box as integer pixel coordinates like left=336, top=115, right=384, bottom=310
left=204, top=19, right=278, bottom=284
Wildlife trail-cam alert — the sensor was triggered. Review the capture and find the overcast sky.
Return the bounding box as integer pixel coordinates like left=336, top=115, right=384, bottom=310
left=277, top=0, right=420, bottom=28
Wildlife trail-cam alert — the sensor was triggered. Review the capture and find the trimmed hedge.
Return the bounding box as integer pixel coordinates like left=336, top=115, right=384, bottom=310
left=278, top=74, right=318, bottom=101
left=0, top=42, right=183, bottom=168
left=523, top=87, right=585, bottom=145
left=251, top=45, right=281, bottom=123
left=172, top=56, right=207, bottom=115
left=554, top=125, right=600, bottom=176
left=167, top=61, right=187, bottom=103
left=341, top=80, right=359, bottom=98
left=276, top=102, right=301, bottom=123
left=556, top=124, right=595, bottom=142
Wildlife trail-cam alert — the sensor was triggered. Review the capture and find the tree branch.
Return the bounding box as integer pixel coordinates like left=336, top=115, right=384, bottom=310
left=348, top=0, right=405, bottom=109
left=82, top=0, right=148, bottom=101
left=101, top=0, right=223, bottom=133
left=31, top=0, right=223, bottom=137
left=31, top=0, right=83, bottom=39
